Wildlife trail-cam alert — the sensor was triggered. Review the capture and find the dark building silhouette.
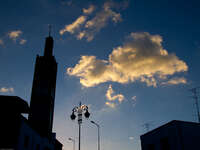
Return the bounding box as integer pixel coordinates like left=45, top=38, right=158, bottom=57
left=140, top=120, right=200, bottom=150
left=0, top=35, right=62, bottom=150
left=28, top=35, right=57, bottom=138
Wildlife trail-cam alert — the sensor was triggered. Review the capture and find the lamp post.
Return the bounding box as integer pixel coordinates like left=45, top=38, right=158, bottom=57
left=91, top=121, right=100, bottom=150
left=68, top=138, right=75, bottom=150
left=70, top=102, right=90, bottom=150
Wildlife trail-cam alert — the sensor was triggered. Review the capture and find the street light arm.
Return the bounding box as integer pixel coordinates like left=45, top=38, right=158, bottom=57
left=69, top=138, right=75, bottom=142
left=91, top=120, right=100, bottom=128
left=90, top=120, right=100, bottom=150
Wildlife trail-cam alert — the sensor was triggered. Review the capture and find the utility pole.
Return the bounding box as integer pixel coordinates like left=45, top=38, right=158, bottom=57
left=189, top=87, right=200, bottom=123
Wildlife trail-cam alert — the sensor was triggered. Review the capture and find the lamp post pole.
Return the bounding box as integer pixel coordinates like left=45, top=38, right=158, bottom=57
left=91, top=121, right=100, bottom=150
left=70, top=102, right=90, bottom=150
left=78, top=122, right=81, bottom=150
left=68, top=138, right=75, bottom=150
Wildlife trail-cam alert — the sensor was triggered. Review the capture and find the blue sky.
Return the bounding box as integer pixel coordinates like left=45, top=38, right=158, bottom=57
left=0, top=0, right=200, bottom=150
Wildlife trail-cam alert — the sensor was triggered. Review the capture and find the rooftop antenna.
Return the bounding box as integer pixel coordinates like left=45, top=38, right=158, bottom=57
left=189, top=87, right=200, bottom=123
left=48, top=24, right=52, bottom=37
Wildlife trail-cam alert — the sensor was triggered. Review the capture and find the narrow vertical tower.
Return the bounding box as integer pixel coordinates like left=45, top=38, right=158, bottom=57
left=28, top=34, right=57, bottom=138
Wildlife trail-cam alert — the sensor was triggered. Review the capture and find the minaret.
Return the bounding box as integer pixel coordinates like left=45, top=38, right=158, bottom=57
left=28, top=30, right=57, bottom=138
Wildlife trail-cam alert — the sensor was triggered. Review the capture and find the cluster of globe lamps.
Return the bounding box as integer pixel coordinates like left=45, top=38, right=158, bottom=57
left=70, top=102, right=100, bottom=150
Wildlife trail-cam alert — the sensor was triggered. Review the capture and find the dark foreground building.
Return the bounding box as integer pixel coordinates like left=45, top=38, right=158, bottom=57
left=0, top=35, right=62, bottom=150
left=140, top=120, right=200, bottom=150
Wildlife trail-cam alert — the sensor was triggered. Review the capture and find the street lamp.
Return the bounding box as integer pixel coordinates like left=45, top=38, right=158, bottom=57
left=70, top=102, right=90, bottom=150
left=91, top=121, right=100, bottom=150
left=68, top=138, right=75, bottom=150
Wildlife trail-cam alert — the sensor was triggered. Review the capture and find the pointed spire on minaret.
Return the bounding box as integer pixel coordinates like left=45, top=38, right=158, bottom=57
left=44, top=25, right=54, bottom=57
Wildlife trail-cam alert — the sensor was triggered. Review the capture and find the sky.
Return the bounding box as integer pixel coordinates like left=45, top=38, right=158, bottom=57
left=0, top=0, right=200, bottom=150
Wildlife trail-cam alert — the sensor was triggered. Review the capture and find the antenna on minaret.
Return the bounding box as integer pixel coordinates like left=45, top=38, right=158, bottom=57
left=48, top=24, right=52, bottom=37
left=189, top=87, right=200, bottom=123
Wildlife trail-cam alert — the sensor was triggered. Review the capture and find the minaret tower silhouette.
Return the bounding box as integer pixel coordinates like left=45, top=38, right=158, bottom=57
left=28, top=28, right=57, bottom=137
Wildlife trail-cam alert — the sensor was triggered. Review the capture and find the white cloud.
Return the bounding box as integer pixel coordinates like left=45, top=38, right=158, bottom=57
left=106, top=84, right=124, bottom=103
left=8, top=30, right=22, bottom=40
left=0, top=87, right=14, bottom=93
left=67, top=32, right=188, bottom=87
left=19, top=39, right=27, bottom=45
left=162, top=77, right=187, bottom=85
left=60, top=1, right=128, bottom=41
left=83, top=5, right=95, bottom=14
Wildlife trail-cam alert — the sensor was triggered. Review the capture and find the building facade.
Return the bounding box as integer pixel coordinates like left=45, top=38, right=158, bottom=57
left=140, top=120, right=200, bottom=150
left=0, top=35, right=62, bottom=150
left=29, top=35, right=57, bottom=138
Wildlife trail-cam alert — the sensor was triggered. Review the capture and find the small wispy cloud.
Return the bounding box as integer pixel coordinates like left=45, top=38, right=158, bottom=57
left=3, top=29, right=27, bottom=45
left=105, top=101, right=116, bottom=108
left=131, top=96, right=137, bottom=107
left=61, top=0, right=73, bottom=6
left=8, top=30, right=22, bottom=41
left=0, top=39, right=4, bottom=46
left=105, top=84, right=124, bottom=108
left=60, top=16, right=87, bottom=35
left=60, top=1, right=128, bottom=41
left=0, top=87, right=14, bottom=93
left=106, top=84, right=124, bottom=102
left=129, top=136, right=134, bottom=140
left=67, top=32, right=188, bottom=87
left=19, top=39, right=27, bottom=45
left=132, top=96, right=137, bottom=101
left=162, top=77, right=187, bottom=85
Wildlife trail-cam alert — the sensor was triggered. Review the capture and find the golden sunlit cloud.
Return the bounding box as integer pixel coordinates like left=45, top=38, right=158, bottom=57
left=67, top=32, right=188, bottom=87
left=8, top=30, right=22, bottom=40
left=60, top=1, right=128, bottom=41
left=105, top=84, right=124, bottom=108
left=60, top=15, right=87, bottom=35
left=6, top=30, right=27, bottom=45
left=83, top=5, right=95, bottom=14
left=0, top=87, right=14, bottom=93
left=106, top=84, right=124, bottom=102
left=162, top=77, right=187, bottom=85
left=82, top=1, right=123, bottom=41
